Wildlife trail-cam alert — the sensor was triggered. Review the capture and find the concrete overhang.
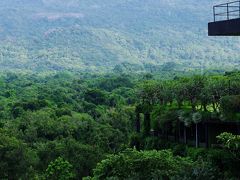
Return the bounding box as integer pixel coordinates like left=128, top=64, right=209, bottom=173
left=208, top=18, right=240, bottom=36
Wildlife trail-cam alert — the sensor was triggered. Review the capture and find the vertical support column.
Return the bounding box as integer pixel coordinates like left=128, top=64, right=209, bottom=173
left=136, top=113, right=140, bottom=133
left=239, top=1, right=240, bottom=18
left=205, top=123, right=209, bottom=148
left=178, top=122, right=181, bottom=143
left=227, top=3, right=229, bottom=20
left=213, top=6, right=216, bottom=22
left=184, top=126, right=187, bottom=144
left=235, top=123, right=240, bottom=136
left=144, top=113, right=151, bottom=136
left=195, top=123, right=199, bottom=148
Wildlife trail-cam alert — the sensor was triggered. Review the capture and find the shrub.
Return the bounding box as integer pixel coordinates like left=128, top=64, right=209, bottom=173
left=45, top=157, right=75, bottom=180
left=89, top=149, right=194, bottom=180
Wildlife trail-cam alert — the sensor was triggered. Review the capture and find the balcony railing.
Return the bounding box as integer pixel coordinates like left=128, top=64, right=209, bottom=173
left=213, top=1, right=240, bottom=21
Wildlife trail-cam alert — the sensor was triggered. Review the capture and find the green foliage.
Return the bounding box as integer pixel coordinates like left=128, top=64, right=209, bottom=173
left=184, top=158, right=218, bottom=180
left=35, top=139, right=102, bottom=179
left=91, top=149, right=193, bottom=180
left=96, top=76, right=134, bottom=92
left=84, top=89, right=109, bottom=105
left=172, top=144, right=188, bottom=157
left=142, top=137, right=172, bottom=151
left=0, top=72, right=239, bottom=179
left=187, top=147, right=240, bottom=178
left=217, top=132, right=240, bottom=155
left=45, top=157, right=75, bottom=180
left=90, top=148, right=220, bottom=180
left=0, top=130, right=38, bottom=179
left=220, top=96, right=240, bottom=121
left=152, top=107, right=179, bottom=132
left=0, top=73, right=138, bottom=178
left=139, top=73, right=240, bottom=129
left=0, top=0, right=239, bottom=73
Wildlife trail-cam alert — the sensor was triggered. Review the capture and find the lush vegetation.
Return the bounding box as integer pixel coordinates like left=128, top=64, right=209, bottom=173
left=0, top=71, right=239, bottom=179
left=1, top=1, right=240, bottom=179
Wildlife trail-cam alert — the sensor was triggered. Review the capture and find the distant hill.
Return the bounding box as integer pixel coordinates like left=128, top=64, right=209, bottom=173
left=0, top=0, right=239, bottom=73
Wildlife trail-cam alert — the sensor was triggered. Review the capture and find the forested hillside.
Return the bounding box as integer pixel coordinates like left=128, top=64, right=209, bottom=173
left=1, top=1, right=240, bottom=179
left=0, top=0, right=240, bottom=72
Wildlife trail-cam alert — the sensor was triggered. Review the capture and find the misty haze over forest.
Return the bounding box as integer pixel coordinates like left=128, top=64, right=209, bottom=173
left=0, top=0, right=239, bottom=73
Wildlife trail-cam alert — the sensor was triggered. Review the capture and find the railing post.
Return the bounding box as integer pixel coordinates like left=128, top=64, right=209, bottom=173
left=213, top=6, right=215, bottom=22
left=239, top=1, right=240, bottom=18
left=227, top=3, right=229, bottom=20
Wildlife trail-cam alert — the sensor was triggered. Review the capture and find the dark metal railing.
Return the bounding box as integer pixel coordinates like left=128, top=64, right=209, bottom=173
left=213, top=1, right=240, bottom=21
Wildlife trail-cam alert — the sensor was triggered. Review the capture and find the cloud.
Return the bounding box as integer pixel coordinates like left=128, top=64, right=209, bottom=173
left=41, top=0, right=80, bottom=7
left=35, top=12, right=84, bottom=20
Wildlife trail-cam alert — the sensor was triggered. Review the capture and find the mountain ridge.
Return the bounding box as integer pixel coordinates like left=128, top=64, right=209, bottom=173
left=0, top=0, right=239, bottom=73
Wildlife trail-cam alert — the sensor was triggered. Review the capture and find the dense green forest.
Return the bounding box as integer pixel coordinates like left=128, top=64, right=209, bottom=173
left=0, top=71, right=239, bottom=179
left=1, top=1, right=240, bottom=180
